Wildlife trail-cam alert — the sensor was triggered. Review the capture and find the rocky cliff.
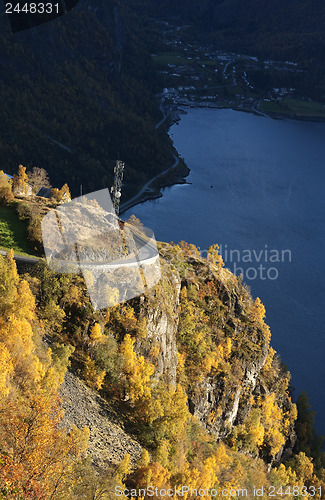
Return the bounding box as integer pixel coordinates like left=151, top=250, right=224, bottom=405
left=153, top=243, right=295, bottom=463
left=58, top=241, right=296, bottom=468
left=135, top=258, right=181, bottom=387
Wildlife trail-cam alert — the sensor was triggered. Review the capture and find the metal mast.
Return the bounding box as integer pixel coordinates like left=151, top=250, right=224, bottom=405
left=111, top=160, right=125, bottom=215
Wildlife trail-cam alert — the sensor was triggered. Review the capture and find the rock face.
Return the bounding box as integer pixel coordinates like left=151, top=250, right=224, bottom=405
left=132, top=250, right=270, bottom=441
left=136, top=259, right=181, bottom=387
left=151, top=246, right=295, bottom=465
left=188, top=348, right=268, bottom=440
left=60, top=246, right=295, bottom=468
left=60, top=371, right=142, bottom=471
left=185, top=269, right=269, bottom=440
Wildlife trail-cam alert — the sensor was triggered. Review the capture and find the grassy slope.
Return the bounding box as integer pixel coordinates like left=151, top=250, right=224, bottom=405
left=260, top=98, right=325, bottom=119
left=283, top=98, right=325, bottom=118
left=0, top=206, right=36, bottom=256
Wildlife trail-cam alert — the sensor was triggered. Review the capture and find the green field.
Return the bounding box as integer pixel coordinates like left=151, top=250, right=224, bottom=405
left=259, top=100, right=294, bottom=116
left=0, top=206, right=37, bottom=256
left=260, top=98, right=325, bottom=118
left=282, top=98, right=325, bottom=118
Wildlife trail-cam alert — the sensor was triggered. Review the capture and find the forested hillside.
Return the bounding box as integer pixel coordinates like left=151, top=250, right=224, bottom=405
left=1, top=0, right=324, bottom=201
left=132, top=0, right=325, bottom=68
left=0, top=0, right=180, bottom=198
left=0, top=232, right=324, bottom=498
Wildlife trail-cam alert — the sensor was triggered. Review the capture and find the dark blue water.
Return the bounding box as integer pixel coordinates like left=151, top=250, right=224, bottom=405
left=125, top=108, right=325, bottom=434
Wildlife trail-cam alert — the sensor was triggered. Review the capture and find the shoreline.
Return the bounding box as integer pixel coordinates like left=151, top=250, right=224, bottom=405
left=120, top=99, right=325, bottom=216
left=120, top=104, right=189, bottom=215
left=174, top=99, right=325, bottom=122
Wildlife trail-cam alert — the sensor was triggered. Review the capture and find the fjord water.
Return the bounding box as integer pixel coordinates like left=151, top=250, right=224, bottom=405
left=124, top=108, right=325, bottom=434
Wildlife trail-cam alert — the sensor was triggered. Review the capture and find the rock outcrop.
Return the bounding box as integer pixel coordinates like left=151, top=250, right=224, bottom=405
left=136, top=259, right=181, bottom=387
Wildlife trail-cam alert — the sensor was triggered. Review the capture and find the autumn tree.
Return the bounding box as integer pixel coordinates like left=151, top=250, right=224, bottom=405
left=51, top=183, right=71, bottom=203
left=260, top=393, right=294, bottom=457
left=0, top=251, right=46, bottom=388
left=0, top=249, right=19, bottom=316
left=69, top=459, right=118, bottom=500
left=114, top=453, right=131, bottom=485
left=119, top=333, right=154, bottom=403
left=130, top=462, right=171, bottom=498
left=232, top=408, right=265, bottom=454
left=207, top=243, right=224, bottom=268
left=82, top=354, right=106, bottom=390
left=27, top=166, right=51, bottom=194
left=0, top=170, right=14, bottom=205
left=12, top=164, right=29, bottom=196
left=59, top=183, right=71, bottom=202
left=89, top=322, right=103, bottom=343
left=250, top=297, right=266, bottom=323
left=127, top=214, right=143, bottom=228
left=0, top=391, right=89, bottom=498
left=0, top=342, right=13, bottom=397
left=44, top=342, right=75, bottom=391
left=143, top=382, right=189, bottom=447
left=118, top=305, right=138, bottom=333
left=250, top=297, right=271, bottom=342
left=0, top=251, right=90, bottom=498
